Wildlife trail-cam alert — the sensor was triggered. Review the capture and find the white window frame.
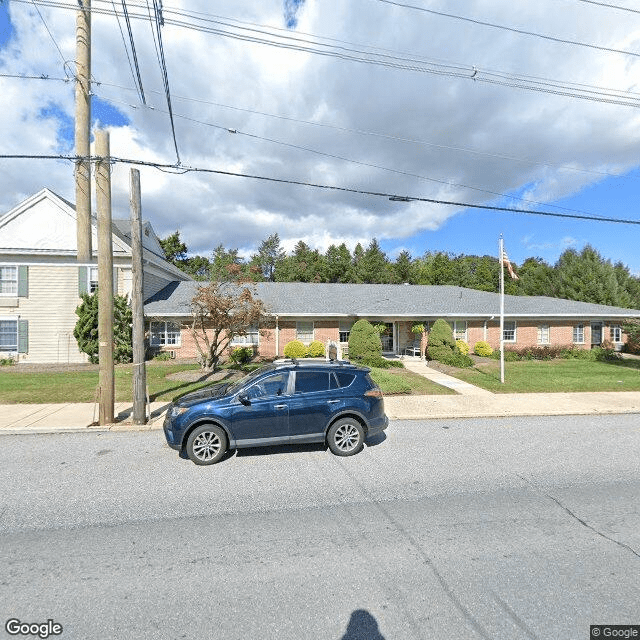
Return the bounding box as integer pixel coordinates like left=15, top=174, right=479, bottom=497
left=537, top=324, right=550, bottom=345
left=231, top=325, right=259, bottom=346
left=503, top=321, right=516, bottom=343
left=0, top=266, right=17, bottom=296
left=573, top=324, right=585, bottom=344
left=149, top=321, right=181, bottom=347
left=450, top=320, right=467, bottom=342
left=610, top=325, right=623, bottom=343
left=296, top=321, right=314, bottom=343
left=0, top=318, right=18, bottom=351
left=89, top=266, right=99, bottom=293
left=339, top=321, right=352, bottom=343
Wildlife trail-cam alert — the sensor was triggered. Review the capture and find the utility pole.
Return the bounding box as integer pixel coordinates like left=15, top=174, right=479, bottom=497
left=95, top=129, right=114, bottom=425
left=499, top=235, right=505, bottom=384
left=130, top=169, right=147, bottom=424
left=75, top=0, right=92, bottom=263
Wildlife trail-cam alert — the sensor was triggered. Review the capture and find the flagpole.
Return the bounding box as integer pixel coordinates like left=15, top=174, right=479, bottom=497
left=499, top=235, right=505, bottom=384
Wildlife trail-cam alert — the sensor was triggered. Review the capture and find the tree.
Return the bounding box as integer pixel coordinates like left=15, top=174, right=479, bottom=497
left=357, top=238, right=391, bottom=283
left=159, top=230, right=187, bottom=263
left=74, top=292, right=132, bottom=364
left=190, top=282, right=269, bottom=370
left=275, top=241, right=325, bottom=282
left=392, top=250, right=416, bottom=284
left=348, top=319, right=382, bottom=360
left=251, top=233, right=285, bottom=281
left=209, top=244, right=244, bottom=282
left=426, top=318, right=455, bottom=361
left=324, top=243, right=353, bottom=283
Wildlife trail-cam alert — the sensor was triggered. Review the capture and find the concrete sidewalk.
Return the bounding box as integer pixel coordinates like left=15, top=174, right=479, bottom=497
left=1, top=361, right=639, bottom=434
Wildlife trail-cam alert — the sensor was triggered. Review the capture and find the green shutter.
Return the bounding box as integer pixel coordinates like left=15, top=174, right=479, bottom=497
left=78, top=266, right=88, bottom=295
left=18, top=266, right=28, bottom=297
left=18, top=320, right=28, bottom=353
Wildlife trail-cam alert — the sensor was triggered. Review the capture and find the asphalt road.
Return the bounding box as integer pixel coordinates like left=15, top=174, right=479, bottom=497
left=0, top=416, right=639, bottom=640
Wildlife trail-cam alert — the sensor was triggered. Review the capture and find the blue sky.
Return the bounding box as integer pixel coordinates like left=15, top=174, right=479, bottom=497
left=1, top=0, right=640, bottom=274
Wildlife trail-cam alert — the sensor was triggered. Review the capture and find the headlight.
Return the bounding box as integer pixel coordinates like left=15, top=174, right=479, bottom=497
left=171, top=406, right=189, bottom=418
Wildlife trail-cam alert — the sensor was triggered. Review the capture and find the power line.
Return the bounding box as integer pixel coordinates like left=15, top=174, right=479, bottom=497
left=1, top=152, right=639, bottom=226
left=575, top=0, right=640, bottom=15
left=97, top=91, right=615, bottom=219
left=113, top=0, right=146, bottom=104
left=372, top=0, right=640, bottom=59
left=19, top=1, right=640, bottom=108
left=30, top=0, right=68, bottom=68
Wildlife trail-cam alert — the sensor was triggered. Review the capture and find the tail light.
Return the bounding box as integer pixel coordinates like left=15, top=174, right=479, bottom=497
left=365, top=388, right=383, bottom=398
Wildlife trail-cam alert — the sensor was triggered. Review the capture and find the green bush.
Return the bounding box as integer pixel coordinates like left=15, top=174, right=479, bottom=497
left=455, top=340, right=470, bottom=355
left=491, top=349, right=520, bottom=362
left=354, top=355, right=405, bottom=369
left=474, top=341, right=493, bottom=357
left=348, top=319, right=382, bottom=361
left=307, top=340, right=326, bottom=357
left=561, top=347, right=597, bottom=360
left=429, top=348, right=474, bottom=368
left=153, top=351, right=172, bottom=361
left=229, top=346, right=254, bottom=364
left=0, top=357, right=16, bottom=366
left=427, top=319, right=455, bottom=362
left=283, top=340, right=307, bottom=358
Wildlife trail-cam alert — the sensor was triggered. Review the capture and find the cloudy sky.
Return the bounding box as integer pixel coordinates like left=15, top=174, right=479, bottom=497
left=1, top=0, right=640, bottom=271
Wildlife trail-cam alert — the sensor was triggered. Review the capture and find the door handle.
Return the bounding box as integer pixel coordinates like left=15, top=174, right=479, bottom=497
left=274, top=404, right=287, bottom=409
left=327, top=400, right=340, bottom=404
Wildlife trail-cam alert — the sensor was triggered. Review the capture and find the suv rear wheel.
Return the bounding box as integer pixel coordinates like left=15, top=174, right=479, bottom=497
left=327, top=418, right=365, bottom=457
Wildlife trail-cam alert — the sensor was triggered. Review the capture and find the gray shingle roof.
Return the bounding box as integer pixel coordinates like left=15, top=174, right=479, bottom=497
left=144, top=281, right=640, bottom=319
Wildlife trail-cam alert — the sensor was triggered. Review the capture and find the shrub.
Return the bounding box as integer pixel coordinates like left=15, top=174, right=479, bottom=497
left=474, top=341, right=493, bottom=357
left=307, top=340, right=326, bottom=357
left=153, top=351, right=172, bottom=361
left=355, top=355, right=405, bottom=369
left=430, top=348, right=474, bottom=368
left=491, top=349, right=520, bottom=361
left=0, top=357, right=15, bottom=366
left=229, top=346, right=254, bottom=364
left=348, top=319, right=382, bottom=361
left=455, top=340, right=470, bottom=355
left=283, top=340, right=307, bottom=358
left=427, top=319, right=455, bottom=362
left=594, top=346, right=623, bottom=362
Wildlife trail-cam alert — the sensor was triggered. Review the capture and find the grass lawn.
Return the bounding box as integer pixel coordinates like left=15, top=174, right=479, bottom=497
left=452, top=358, right=640, bottom=393
left=370, top=366, right=456, bottom=395
left=0, top=361, right=450, bottom=403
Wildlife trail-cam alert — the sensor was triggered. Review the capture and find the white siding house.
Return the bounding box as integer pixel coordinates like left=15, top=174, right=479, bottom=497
left=0, top=188, right=190, bottom=363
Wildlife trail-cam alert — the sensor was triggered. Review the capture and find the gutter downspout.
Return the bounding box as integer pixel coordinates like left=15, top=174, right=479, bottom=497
left=275, top=315, right=279, bottom=357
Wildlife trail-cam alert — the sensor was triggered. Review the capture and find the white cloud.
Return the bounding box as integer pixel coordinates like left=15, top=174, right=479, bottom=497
left=1, top=0, right=640, bottom=258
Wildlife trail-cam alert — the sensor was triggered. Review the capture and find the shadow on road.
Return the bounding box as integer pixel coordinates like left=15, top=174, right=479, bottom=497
left=340, top=609, right=386, bottom=639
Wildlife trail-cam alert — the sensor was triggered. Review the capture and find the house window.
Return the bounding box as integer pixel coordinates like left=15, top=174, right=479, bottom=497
left=503, top=321, right=516, bottom=342
left=0, top=319, right=18, bottom=351
left=449, top=321, right=467, bottom=341
left=573, top=324, right=584, bottom=344
left=537, top=325, right=550, bottom=344
left=150, top=321, right=181, bottom=346
left=0, top=266, right=17, bottom=295
left=232, top=325, right=259, bottom=345
left=339, top=321, right=352, bottom=343
left=610, top=325, right=622, bottom=343
left=296, top=321, right=314, bottom=343
left=89, top=266, right=99, bottom=293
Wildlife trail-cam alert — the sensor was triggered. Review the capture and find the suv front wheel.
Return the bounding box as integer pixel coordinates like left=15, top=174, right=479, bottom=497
left=327, top=418, right=365, bottom=457
left=186, top=424, right=228, bottom=465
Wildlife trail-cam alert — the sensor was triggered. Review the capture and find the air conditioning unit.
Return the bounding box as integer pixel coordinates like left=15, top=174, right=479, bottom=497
left=168, top=349, right=177, bottom=359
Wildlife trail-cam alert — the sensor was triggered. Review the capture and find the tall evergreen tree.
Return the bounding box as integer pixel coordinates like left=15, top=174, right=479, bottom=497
left=250, top=233, right=285, bottom=281
left=392, top=250, right=416, bottom=284
left=325, top=243, right=353, bottom=283
left=358, top=239, right=390, bottom=283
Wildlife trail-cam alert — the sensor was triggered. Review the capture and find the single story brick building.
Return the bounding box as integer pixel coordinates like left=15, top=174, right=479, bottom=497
left=143, top=281, right=640, bottom=359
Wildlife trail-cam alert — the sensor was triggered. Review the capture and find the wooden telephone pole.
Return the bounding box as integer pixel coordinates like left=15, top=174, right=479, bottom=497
left=130, top=169, right=147, bottom=424
left=95, top=129, right=114, bottom=425
left=75, top=0, right=92, bottom=263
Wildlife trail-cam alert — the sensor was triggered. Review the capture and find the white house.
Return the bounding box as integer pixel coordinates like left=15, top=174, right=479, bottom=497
left=0, top=188, right=190, bottom=363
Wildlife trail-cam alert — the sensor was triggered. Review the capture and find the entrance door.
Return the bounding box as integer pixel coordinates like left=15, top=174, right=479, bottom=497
left=591, top=322, right=602, bottom=347
left=380, top=322, right=394, bottom=352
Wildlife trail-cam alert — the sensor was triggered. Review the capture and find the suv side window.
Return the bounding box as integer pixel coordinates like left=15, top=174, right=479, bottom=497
left=246, top=372, right=289, bottom=399
left=294, top=371, right=330, bottom=393
left=335, top=372, right=356, bottom=388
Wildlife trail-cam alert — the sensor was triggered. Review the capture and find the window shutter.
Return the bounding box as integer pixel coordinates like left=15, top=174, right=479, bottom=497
left=113, top=267, right=118, bottom=294
left=18, top=320, right=28, bottom=353
left=18, top=266, right=28, bottom=297
left=78, top=266, right=88, bottom=295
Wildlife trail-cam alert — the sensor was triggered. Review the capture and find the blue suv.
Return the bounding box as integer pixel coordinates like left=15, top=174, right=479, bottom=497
left=163, top=360, right=388, bottom=465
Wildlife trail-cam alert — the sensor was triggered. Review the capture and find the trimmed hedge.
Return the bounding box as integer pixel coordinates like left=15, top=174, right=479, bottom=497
left=283, top=340, right=307, bottom=358
left=307, top=340, right=326, bottom=357
left=229, top=346, right=254, bottom=364
left=355, top=355, right=405, bottom=369
left=473, top=341, right=493, bottom=357
left=456, top=340, right=470, bottom=355
left=348, top=319, right=382, bottom=360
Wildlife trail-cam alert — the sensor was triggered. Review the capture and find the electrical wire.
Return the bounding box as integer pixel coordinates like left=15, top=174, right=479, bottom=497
left=121, top=0, right=147, bottom=103
left=19, top=0, right=640, bottom=108
left=575, top=0, right=640, bottom=15
left=97, top=91, right=615, bottom=219
left=30, top=0, right=68, bottom=68
left=372, top=0, right=640, bottom=59
left=111, top=0, right=144, bottom=103
left=1, top=152, right=638, bottom=226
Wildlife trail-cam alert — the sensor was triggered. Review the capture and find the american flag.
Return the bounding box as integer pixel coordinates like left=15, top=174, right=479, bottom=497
left=501, top=249, right=519, bottom=280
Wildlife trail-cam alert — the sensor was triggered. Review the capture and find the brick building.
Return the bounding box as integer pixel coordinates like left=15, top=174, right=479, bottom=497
left=143, top=281, right=640, bottom=360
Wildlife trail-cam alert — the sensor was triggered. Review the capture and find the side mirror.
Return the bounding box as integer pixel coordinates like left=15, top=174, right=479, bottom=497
left=238, top=394, right=251, bottom=406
